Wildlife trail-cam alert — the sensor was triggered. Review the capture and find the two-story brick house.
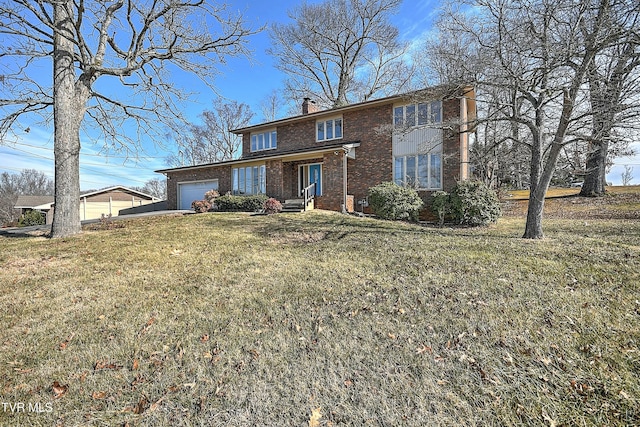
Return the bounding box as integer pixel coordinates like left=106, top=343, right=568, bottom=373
left=157, top=85, right=476, bottom=214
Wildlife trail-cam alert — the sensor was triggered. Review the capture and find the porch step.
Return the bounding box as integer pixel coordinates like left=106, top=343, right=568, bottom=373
left=281, top=199, right=313, bottom=213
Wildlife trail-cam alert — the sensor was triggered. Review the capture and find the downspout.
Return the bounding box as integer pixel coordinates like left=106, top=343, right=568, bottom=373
left=342, top=149, right=348, bottom=213
left=460, top=96, right=468, bottom=180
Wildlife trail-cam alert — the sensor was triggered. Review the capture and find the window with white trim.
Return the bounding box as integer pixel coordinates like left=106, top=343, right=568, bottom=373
left=250, top=130, right=277, bottom=152
left=316, top=117, right=343, bottom=141
left=394, top=101, right=442, bottom=129
left=394, top=153, right=442, bottom=190
left=232, top=164, right=266, bottom=195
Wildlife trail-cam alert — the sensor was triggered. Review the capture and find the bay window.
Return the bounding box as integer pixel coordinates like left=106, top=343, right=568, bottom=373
left=394, top=153, right=442, bottom=190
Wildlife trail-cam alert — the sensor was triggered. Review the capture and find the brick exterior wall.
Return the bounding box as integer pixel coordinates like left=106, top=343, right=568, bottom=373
left=441, top=96, right=462, bottom=193
left=342, top=104, right=393, bottom=206
left=315, top=152, right=344, bottom=211
left=265, top=159, right=283, bottom=201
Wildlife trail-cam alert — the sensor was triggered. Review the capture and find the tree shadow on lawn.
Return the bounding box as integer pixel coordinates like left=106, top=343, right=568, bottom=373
left=0, top=226, right=51, bottom=239
left=245, top=211, right=522, bottom=245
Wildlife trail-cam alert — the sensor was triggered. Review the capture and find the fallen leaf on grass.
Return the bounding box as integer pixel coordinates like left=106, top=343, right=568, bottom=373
left=92, top=391, right=106, bottom=399
left=59, top=333, right=74, bottom=350
left=148, top=396, right=165, bottom=413
left=94, top=360, right=122, bottom=370
left=132, top=358, right=139, bottom=370
left=309, top=407, right=322, bottom=427
left=134, top=395, right=148, bottom=414
left=52, top=381, right=68, bottom=399
left=416, top=345, right=433, bottom=355
left=139, top=316, right=156, bottom=334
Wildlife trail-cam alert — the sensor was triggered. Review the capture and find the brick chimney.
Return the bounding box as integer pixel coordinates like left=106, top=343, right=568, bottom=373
left=302, top=97, right=319, bottom=115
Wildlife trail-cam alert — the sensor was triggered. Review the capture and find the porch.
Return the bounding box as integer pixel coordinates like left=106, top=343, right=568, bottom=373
left=264, top=145, right=357, bottom=213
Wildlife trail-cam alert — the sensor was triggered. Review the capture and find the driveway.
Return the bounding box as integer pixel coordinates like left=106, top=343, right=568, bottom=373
left=0, top=210, right=192, bottom=237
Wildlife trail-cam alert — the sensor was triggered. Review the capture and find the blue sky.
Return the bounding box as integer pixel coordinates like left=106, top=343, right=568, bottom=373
left=0, top=0, right=638, bottom=190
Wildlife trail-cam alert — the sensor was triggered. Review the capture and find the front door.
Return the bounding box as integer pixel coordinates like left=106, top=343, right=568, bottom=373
left=299, top=163, right=322, bottom=196
left=309, top=164, right=322, bottom=196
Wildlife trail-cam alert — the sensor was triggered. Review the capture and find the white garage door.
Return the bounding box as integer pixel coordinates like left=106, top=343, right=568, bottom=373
left=178, top=180, right=218, bottom=210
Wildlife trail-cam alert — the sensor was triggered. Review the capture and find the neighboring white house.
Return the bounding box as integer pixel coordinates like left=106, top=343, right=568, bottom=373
left=14, top=186, right=160, bottom=224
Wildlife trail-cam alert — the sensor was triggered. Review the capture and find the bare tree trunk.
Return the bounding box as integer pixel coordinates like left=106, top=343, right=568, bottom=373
left=523, top=153, right=561, bottom=239
left=523, top=95, right=569, bottom=239
left=523, top=188, right=545, bottom=238
left=580, top=140, right=608, bottom=196
left=51, top=1, right=86, bottom=238
left=523, top=134, right=545, bottom=239
left=580, top=42, right=637, bottom=196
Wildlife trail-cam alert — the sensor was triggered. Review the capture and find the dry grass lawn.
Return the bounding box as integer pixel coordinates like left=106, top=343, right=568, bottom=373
left=0, top=190, right=639, bottom=426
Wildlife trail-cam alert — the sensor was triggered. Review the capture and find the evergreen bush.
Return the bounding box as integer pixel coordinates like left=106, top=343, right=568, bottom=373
left=18, top=210, right=45, bottom=227
left=448, top=181, right=501, bottom=226
left=368, top=182, right=423, bottom=221
left=216, top=194, right=269, bottom=212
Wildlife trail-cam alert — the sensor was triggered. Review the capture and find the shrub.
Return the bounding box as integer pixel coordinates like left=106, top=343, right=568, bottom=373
left=368, top=182, right=424, bottom=221
left=215, top=194, right=269, bottom=212
left=204, top=190, right=220, bottom=206
left=191, top=199, right=212, bottom=213
left=263, top=198, right=283, bottom=214
left=431, top=190, right=450, bottom=227
left=89, top=213, right=125, bottom=230
left=448, top=180, right=501, bottom=226
left=18, top=210, right=45, bottom=227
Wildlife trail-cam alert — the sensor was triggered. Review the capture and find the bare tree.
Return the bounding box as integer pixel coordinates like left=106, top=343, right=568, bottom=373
left=621, top=165, right=634, bottom=186
left=259, top=89, right=284, bottom=122
left=268, top=0, right=412, bottom=108
left=141, top=177, right=167, bottom=200
left=167, top=99, right=253, bottom=166
left=429, top=0, right=638, bottom=239
left=580, top=27, right=640, bottom=196
left=0, top=169, right=54, bottom=225
left=0, top=0, right=256, bottom=237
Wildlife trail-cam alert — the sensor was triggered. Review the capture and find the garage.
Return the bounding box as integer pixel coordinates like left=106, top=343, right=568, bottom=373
left=178, top=180, right=219, bottom=210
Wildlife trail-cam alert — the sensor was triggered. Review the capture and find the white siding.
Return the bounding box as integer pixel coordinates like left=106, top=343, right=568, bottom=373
left=392, top=128, right=443, bottom=156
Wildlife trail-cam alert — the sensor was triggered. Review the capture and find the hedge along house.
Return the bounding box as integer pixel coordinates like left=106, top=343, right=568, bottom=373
left=157, top=86, right=476, bottom=214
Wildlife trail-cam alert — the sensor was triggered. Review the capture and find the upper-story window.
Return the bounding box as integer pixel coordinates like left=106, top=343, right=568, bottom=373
left=317, top=117, right=343, bottom=142
left=394, top=101, right=442, bottom=129
left=251, top=129, right=277, bottom=152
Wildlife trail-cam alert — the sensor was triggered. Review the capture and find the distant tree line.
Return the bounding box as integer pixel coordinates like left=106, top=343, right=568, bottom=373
left=0, top=169, right=54, bottom=226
